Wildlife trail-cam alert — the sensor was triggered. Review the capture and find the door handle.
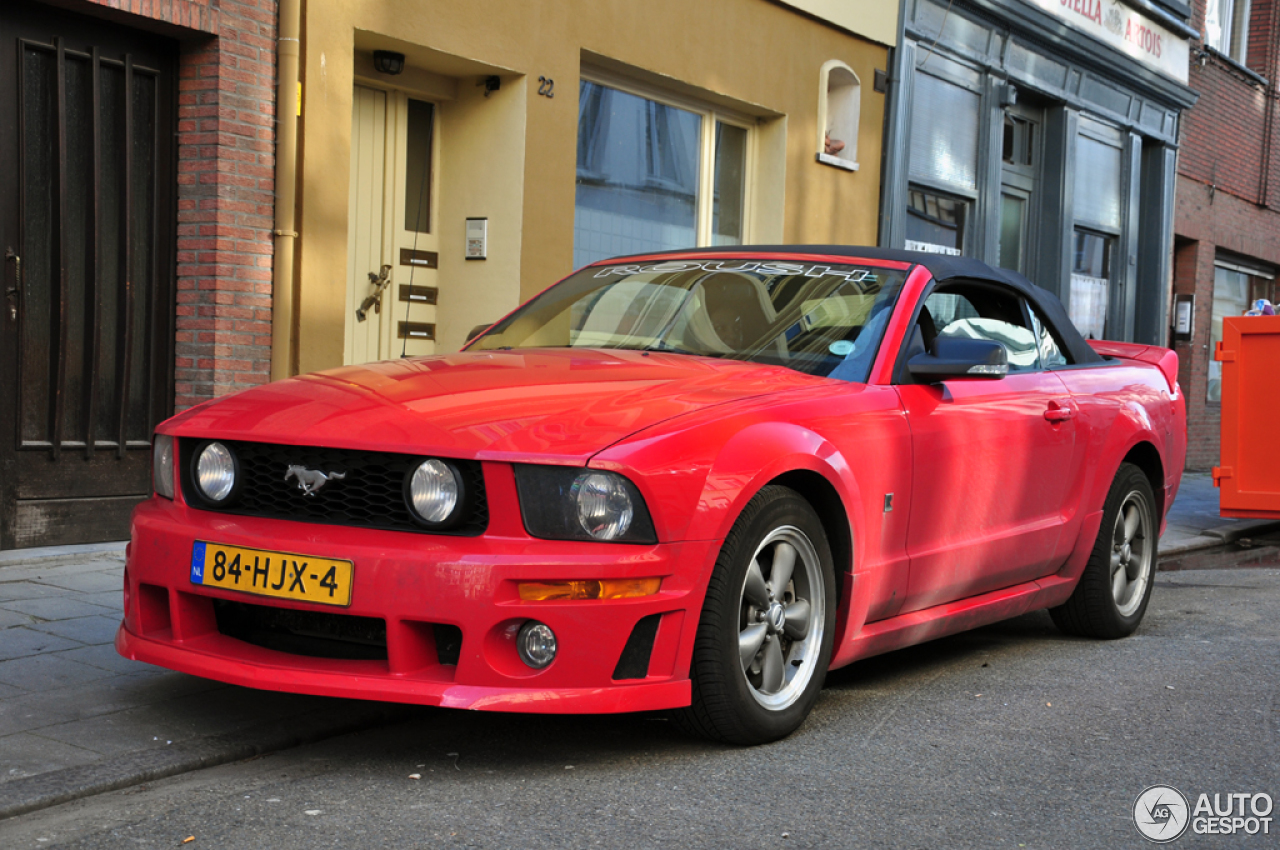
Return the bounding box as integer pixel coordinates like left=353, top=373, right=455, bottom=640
left=1044, top=400, right=1074, bottom=422
left=4, top=248, right=18, bottom=322
left=355, top=264, right=393, bottom=322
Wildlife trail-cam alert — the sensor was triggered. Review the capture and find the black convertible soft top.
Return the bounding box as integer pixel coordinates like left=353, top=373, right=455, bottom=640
left=622, top=244, right=1104, bottom=366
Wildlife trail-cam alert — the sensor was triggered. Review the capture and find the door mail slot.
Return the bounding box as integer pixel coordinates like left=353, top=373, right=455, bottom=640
left=398, top=285, right=438, bottom=305
left=399, top=248, right=438, bottom=269
left=397, top=322, right=436, bottom=340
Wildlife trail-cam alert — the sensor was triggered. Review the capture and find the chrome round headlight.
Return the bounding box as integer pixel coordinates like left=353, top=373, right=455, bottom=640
left=408, top=459, right=460, bottom=524
left=573, top=472, right=634, bottom=541
left=195, top=441, right=236, bottom=502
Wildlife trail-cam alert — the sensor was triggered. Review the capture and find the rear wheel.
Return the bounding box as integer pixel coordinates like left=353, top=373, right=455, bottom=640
left=1050, top=463, right=1157, bottom=638
left=674, top=486, right=837, bottom=745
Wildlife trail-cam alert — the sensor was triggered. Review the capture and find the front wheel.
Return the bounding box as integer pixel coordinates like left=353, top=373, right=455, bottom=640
left=674, top=486, right=837, bottom=745
left=1050, top=463, right=1157, bottom=639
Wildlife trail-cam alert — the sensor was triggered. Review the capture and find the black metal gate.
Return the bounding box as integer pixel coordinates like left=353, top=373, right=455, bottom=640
left=0, top=0, right=177, bottom=550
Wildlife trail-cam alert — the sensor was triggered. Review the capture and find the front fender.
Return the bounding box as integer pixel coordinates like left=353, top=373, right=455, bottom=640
left=593, top=384, right=913, bottom=642
left=686, top=421, right=860, bottom=555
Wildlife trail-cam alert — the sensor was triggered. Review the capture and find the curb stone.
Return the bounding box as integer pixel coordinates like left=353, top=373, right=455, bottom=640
left=0, top=702, right=417, bottom=821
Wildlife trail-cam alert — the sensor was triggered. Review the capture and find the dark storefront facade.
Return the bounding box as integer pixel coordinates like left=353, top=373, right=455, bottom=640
left=880, top=0, right=1198, bottom=346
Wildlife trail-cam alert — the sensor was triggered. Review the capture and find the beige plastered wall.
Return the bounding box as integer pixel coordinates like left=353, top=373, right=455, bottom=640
left=294, top=0, right=896, bottom=373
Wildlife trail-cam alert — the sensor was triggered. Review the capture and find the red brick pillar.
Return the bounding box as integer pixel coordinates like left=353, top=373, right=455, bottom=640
left=174, top=0, right=278, bottom=407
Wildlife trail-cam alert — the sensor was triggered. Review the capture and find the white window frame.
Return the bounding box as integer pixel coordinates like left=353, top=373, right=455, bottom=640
left=817, top=59, right=860, bottom=172
left=579, top=69, right=757, bottom=248
left=1205, top=0, right=1251, bottom=64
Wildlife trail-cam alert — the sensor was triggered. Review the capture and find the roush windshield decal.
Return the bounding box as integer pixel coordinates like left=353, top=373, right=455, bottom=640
left=593, top=261, right=880, bottom=284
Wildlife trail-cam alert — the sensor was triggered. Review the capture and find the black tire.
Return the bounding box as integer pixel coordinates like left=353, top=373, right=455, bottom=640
left=1050, top=463, right=1158, bottom=639
left=674, top=485, right=837, bottom=745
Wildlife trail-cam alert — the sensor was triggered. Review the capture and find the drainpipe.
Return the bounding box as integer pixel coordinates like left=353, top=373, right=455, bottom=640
left=271, top=0, right=302, bottom=380
left=1258, top=0, right=1280, bottom=208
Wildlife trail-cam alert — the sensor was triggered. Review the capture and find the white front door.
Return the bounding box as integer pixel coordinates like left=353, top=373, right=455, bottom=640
left=346, top=86, right=439, bottom=364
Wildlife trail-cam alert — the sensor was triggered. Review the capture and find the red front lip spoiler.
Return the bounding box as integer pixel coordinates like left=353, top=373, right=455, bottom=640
left=116, top=624, right=692, bottom=714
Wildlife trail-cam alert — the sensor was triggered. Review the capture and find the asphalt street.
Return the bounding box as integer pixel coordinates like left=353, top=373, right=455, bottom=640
left=2, top=566, right=1277, bottom=849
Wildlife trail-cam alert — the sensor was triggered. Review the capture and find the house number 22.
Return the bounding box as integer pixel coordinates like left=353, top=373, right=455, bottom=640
left=537, top=76, right=555, bottom=98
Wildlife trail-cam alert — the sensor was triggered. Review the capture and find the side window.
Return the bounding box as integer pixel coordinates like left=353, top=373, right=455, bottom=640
left=1027, top=303, right=1071, bottom=369
left=923, top=285, right=1041, bottom=372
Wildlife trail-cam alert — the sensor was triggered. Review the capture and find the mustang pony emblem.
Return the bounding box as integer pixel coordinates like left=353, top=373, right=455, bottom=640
left=284, top=465, right=346, bottom=496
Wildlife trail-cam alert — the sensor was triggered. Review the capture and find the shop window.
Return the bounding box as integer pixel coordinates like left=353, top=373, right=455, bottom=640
left=1207, top=261, right=1274, bottom=402
left=1068, top=121, right=1123, bottom=339
left=906, top=187, right=967, bottom=256
left=1074, top=135, right=1122, bottom=230
left=1205, top=0, right=1251, bottom=64
left=574, top=78, right=751, bottom=268
left=1070, top=228, right=1113, bottom=340
left=817, top=60, right=859, bottom=171
left=909, top=71, right=980, bottom=191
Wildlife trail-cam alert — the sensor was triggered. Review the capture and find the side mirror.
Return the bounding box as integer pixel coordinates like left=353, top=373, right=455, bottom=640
left=908, top=336, right=1009, bottom=380
left=465, top=323, right=493, bottom=343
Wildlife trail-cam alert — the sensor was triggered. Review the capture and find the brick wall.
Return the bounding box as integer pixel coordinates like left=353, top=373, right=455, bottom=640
left=1174, top=0, right=1280, bottom=471
left=74, top=0, right=278, bottom=410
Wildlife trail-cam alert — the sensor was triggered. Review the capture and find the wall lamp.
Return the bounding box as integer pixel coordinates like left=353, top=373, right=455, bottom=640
left=373, top=50, right=406, bottom=75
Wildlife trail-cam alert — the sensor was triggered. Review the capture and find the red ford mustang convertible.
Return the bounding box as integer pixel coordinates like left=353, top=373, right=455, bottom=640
left=118, top=247, right=1186, bottom=744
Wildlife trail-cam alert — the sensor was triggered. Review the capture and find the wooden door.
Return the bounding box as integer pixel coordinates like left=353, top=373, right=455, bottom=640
left=0, top=1, right=177, bottom=550
left=346, top=86, right=392, bottom=364
left=346, top=86, right=438, bottom=365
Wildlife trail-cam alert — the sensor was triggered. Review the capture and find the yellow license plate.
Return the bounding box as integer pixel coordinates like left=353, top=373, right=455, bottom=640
left=190, top=541, right=353, bottom=607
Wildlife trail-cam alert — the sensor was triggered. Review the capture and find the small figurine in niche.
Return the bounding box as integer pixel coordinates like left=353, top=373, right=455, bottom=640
left=824, top=131, right=846, bottom=156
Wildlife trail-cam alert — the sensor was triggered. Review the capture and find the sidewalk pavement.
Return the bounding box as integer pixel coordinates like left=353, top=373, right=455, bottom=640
left=0, top=544, right=411, bottom=821
left=1158, top=471, right=1280, bottom=554
left=1, top=472, right=1278, bottom=822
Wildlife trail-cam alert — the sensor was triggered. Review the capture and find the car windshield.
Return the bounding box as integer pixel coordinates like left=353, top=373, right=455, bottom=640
left=469, top=258, right=909, bottom=383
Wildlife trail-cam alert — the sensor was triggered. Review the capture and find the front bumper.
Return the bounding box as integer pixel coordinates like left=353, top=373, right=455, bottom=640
left=117, top=484, right=715, bottom=714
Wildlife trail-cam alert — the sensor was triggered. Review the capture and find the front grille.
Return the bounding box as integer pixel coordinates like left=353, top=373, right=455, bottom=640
left=213, top=599, right=462, bottom=666
left=214, top=598, right=388, bottom=660
left=180, top=439, right=487, bottom=536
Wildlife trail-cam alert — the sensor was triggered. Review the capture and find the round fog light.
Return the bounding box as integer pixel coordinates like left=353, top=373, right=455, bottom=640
left=516, top=621, right=557, bottom=669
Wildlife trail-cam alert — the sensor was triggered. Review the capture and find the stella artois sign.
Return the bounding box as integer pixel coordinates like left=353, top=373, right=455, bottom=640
left=1026, top=0, right=1190, bottom=84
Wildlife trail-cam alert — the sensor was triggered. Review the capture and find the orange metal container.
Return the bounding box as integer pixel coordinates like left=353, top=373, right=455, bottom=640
left=1214, top=314, right=1280, bottom=517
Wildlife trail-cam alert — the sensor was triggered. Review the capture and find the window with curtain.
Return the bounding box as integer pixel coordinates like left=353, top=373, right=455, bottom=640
left=574, top=80, right=750, bottom=269
left=1207, top=264, right=1264, bottom=402
left=1069, top=125, right=1123, bottom=339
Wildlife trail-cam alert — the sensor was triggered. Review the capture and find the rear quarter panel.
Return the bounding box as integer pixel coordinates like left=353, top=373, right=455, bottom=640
left=1053, top=358, right=1185, bottom=553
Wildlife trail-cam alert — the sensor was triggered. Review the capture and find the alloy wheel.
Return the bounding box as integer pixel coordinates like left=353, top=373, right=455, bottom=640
left=1110, top=489, right=1153, bottom=617
left=737, top=526, right=826, bottom=710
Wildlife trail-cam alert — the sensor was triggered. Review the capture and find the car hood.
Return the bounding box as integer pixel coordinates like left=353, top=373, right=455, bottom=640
left=163, top=349, right=827, bottom=463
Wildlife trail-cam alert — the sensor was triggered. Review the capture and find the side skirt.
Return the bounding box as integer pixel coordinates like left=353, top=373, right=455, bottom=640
left=829, top=509, right=1104, bottom=669
left=829, top=574, right=1076, bottom=669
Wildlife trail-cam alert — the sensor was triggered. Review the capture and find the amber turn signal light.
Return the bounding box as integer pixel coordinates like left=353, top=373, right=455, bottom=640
left=518, top=577, right=662, bottom=601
